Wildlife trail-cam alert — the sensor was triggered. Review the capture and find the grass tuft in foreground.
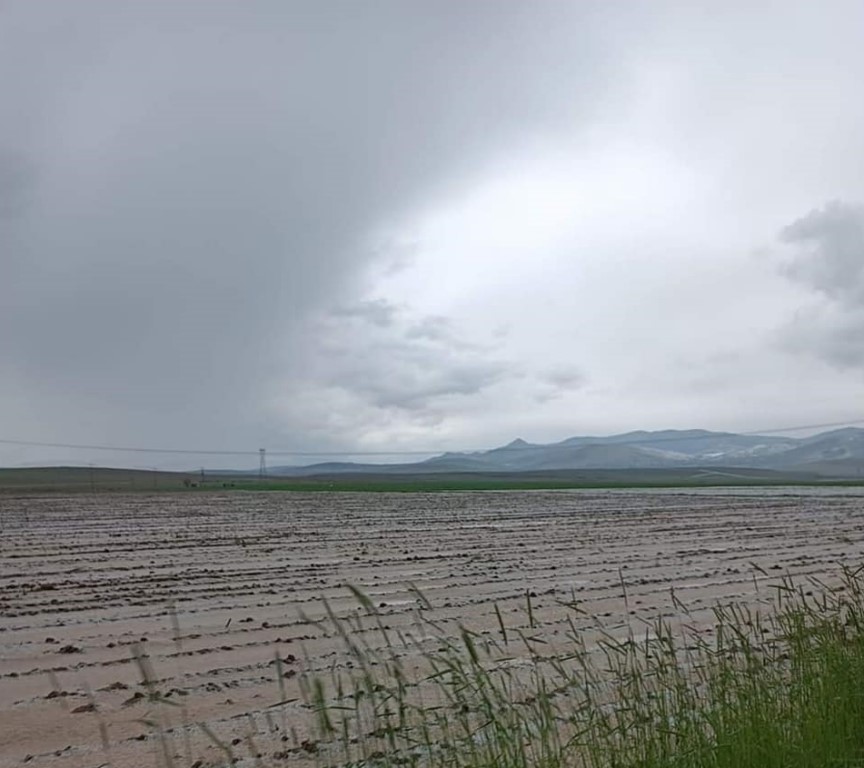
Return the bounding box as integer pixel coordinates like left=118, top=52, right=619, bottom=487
left=291, top=566, right=864, bottom=768
left=129, top=566, right=864, bottom=767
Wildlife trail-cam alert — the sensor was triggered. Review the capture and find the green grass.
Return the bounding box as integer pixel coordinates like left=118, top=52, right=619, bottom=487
left=4, top=465, right=862, bottom=494
left=286, top=568, right=864, bottom=768
left=230, top=478, right=864, bottom=492
left=0, top=466, right=196, bottom=493
left=226, top=470, right=864, bottom=493
left=123, top=565, right=864, bottom=767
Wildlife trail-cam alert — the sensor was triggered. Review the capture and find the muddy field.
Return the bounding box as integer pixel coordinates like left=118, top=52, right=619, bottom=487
left=2, top=489, right=864, bottom=768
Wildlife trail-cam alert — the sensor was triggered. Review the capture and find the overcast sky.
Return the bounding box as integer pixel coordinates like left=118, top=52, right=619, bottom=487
left=2, top=1, right=864, bottom=469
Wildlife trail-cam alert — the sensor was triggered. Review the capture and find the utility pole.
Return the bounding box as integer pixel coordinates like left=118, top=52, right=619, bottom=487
left=259, top=448, right=267, bottom=479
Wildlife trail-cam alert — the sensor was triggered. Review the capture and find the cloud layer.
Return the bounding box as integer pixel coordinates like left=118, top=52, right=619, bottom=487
left=779, top=201, right=864, bottom=368
left=2, top=1, right=864, bottom=467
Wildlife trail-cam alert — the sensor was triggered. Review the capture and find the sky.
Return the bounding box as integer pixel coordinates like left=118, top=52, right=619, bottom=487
left=2, top=1, right=864, bottom=470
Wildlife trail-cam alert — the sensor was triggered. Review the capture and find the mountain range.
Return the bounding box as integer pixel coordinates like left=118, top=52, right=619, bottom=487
left=267, top=428, right=864, bottom=478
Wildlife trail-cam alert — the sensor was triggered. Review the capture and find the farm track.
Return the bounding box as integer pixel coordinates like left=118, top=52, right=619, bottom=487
left=1, top=489, right=863, bottom=768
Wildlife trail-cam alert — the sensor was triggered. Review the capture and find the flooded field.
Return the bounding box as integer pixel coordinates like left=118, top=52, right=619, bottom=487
left=2, top=489, right=864, bottom=768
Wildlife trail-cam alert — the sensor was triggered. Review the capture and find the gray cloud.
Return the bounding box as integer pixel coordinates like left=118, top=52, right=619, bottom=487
left=263, top=301, right=517, bottom=451
left=332, top=299, right=399, bottom=328
left=532, top=367, right=587, bottom=404
left=405, top=316, right=458, bottom=343
left=778, top=201, right=864, bottom=368
left=0, top=1, right=614, bottom=454
left=3, top=1, right=864, bottom=464
left=780, top=309, right=864, bottom=369
left=781, top=201, right=864, bottom=306
left=315, top=304, right=513, bottom=413
left=373, top=236, right=420, bottom=277
left=0, top=151, right=32, bottom=219
left=346, top=349, right=510, bottom=413
left=543, top=367, right=587, bottom=391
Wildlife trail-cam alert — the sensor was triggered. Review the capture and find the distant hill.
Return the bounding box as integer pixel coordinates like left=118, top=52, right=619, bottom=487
left=758, top=428, right=864, bottom=470
left=266, top=427, right=864, bottom=479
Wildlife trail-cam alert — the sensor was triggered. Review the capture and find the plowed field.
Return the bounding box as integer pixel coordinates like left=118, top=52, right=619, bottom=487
left=2, top=489, right=863, bottom=767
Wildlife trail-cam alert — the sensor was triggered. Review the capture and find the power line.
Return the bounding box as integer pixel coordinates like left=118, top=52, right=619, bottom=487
left=0, top=438, right=258, bottom=456
left=741, top=419, right=864, bottom=435
left=0, top=417, right=862, bottom=459
left=0, top=437, right=437, bottom=457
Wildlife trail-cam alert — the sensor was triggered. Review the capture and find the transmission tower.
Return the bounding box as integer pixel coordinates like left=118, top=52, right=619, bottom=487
left=259, top=448, right=267, bottom=479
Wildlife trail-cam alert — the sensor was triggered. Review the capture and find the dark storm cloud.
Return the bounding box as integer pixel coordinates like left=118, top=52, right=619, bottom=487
left=532, top=367, right=586, bottom=404
left=347, top=347, right=511, bottom=413
left=781, top=201, right=864, bottom=306
left=779, top=201, right=864, bottom=368
left=404, top=316, right=454, bottom=342
left=0, top=152, right=32, bottom=219
left=332, top=299, right=399, bottom=328
left=0, top=1, right=612, bottom=449
left=314, top=303, right=513, bottom=414
left=781, top=313, right=864, bottom=369
left=543, top=368, right=587, bottom=391
left=5, top=1, right=863, bottom=463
